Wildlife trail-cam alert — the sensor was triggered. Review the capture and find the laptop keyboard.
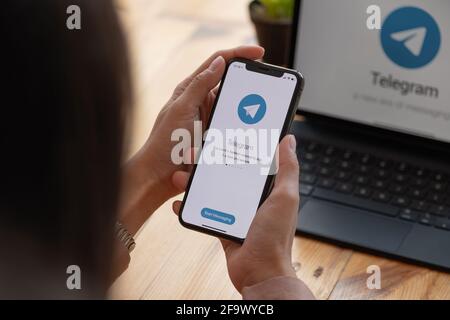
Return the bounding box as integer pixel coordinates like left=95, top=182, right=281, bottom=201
left=297, top=139, right=450, bottom=231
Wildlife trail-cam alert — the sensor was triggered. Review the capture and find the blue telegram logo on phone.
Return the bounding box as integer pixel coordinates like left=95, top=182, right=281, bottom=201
left=381, top=7, right=441, bottom=69
left=237, top=94, right=267, bottom=125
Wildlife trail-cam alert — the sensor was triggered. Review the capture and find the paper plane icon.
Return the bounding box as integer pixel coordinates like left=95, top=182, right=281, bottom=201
left=390, top=27, right=427, bottom=56
left=243, top=104, right=260, bottom=119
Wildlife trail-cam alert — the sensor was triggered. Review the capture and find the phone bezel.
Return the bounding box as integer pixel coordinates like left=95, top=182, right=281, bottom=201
left=178, top=58, right=304, bottom=243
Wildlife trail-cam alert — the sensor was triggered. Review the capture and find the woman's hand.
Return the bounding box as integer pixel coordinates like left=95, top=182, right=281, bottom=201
left=172, top=135, right=301, bottom=292
left=119, top=46, right=265, bottom=235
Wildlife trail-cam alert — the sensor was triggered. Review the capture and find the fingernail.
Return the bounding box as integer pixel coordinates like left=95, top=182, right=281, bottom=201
left=289, top=135, right=296, bottom=152
left=209, top=56, right=224, bottom=71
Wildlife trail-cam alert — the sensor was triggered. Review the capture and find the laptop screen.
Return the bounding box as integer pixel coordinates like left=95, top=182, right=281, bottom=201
left=293, top=0, right=450, bottom=144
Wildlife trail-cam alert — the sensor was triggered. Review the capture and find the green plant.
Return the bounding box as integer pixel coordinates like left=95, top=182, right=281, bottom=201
left=260, top=0, right=294, bottom=20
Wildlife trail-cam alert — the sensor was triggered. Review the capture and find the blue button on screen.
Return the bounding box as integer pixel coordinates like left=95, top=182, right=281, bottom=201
left=201, top=208, right=236, bottom=225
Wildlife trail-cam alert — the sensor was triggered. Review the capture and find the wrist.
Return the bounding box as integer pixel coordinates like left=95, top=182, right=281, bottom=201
left=119, top=152, right=170, bottom=235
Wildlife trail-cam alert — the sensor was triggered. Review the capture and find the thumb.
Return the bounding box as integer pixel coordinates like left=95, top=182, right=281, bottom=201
left=273, top=135, right=299, bottom=195
left=245, top=135, right=299, bottom=246
left=176, top=56, right=225, bottom=109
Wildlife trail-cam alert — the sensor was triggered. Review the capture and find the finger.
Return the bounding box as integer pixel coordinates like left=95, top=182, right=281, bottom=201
left=189, top=46, right=265, bottom=78
left=219, top=238, right=241, bottom=257
left=170, top=46, right=265, bottom=101
left=273, top=135, right=299, bottom=194
left=184, top=147, right=198, bottom=172
left=172, top=200, right=182, bottom=216
left=182, top=146, right=196, bottom=164
left=176, top=56, right=226, bottom=111
left=211, top=85, right=220, bottom=99
left=171, top=171, right=191, bottom=192
left=199, top=86, right=220, bottom=127
left=253, top=135, right=299, bottom=239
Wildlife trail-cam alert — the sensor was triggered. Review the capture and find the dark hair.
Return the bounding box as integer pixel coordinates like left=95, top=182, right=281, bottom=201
left=0, top=0, right=131, bottom=298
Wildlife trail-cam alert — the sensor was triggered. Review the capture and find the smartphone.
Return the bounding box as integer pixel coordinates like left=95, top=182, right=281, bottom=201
left=179, top=58, right=304, bottom=242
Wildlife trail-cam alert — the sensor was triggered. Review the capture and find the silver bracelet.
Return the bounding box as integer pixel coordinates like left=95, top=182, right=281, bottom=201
left=115, top=221, right=136, bottom=253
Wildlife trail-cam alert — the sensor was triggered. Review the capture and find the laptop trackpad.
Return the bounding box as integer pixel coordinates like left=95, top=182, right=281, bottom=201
left=398, top=225, right=450, bottom=267
left=298, top=200, right=412, bottom=253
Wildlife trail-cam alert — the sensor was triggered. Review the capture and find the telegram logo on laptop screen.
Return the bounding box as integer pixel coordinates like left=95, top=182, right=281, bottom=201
left=381, top=7, right=441, bottom=69
left=294, top=0, right=450, bottom=144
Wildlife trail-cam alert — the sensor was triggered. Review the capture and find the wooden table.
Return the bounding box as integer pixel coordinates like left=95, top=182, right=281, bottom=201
left=110, top=0, right=450, bottom=300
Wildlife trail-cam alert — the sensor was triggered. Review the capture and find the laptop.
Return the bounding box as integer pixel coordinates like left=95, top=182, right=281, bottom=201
left=290, top=0, right=450, bottom=270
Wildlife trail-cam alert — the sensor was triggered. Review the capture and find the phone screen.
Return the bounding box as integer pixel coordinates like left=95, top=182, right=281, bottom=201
left=180, top=60, right=300, bottom=240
